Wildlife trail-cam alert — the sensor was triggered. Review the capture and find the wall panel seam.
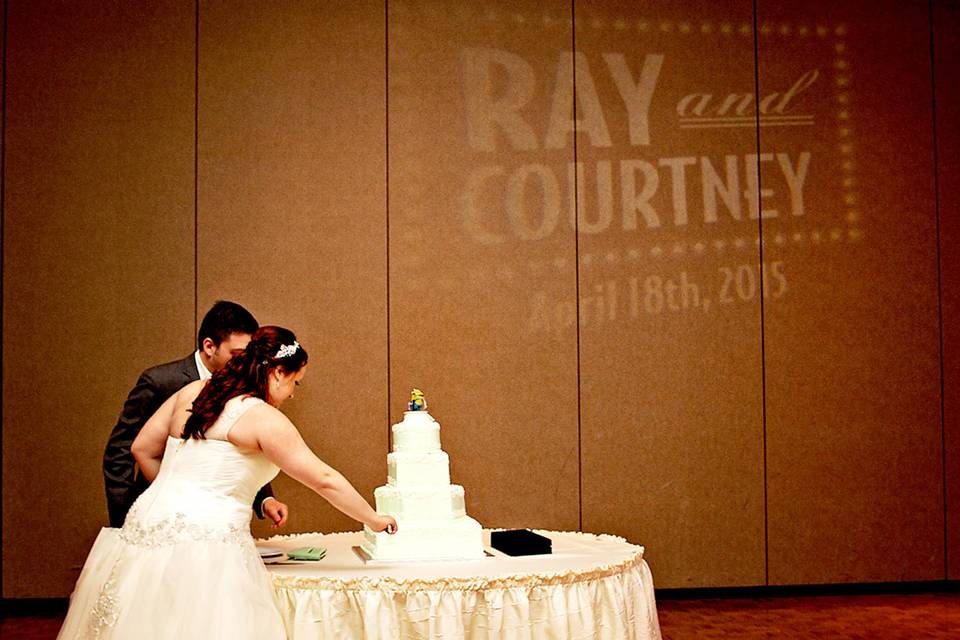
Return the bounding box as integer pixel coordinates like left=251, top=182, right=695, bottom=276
left=571, top=0, right=583, bottom=533
left=385, top=0, right=391, bottom=455
left=752, top=0, right=770, bottom=587
left=0, top=0, right=7, bottom=597
left=927, top=0, right=948, bottom=580
left=194, top=0, right=199, bottom=337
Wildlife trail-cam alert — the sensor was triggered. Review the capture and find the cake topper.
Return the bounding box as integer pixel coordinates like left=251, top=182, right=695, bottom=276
left=408, top=388, right=427, bottom=411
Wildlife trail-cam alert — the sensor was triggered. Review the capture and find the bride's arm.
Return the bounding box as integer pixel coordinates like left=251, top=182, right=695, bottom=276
left=131, top=389, right=181, bottom=482
left=254, top=409, right=395, bottom=532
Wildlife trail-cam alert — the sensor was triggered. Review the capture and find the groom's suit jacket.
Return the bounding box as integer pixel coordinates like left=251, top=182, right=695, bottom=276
left=103, top=353, right=274, bottom=528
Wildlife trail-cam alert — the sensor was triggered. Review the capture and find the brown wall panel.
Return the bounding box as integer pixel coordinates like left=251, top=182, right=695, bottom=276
left=387, top=0, right=580, bottom=531
left=2, top=0, right=195, bottom=597
left=761, top=0, right=943, bottom=584
left=2, top=0, right=956, bottom=597
left=936, top=0, right=960, bottom=580
left=197, top=1, right=387, bottom=539
left=576, top=1, right=766, bottom=588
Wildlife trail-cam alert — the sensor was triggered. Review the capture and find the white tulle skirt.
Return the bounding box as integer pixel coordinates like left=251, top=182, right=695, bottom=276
left=57, top=528, right=286, bottom=640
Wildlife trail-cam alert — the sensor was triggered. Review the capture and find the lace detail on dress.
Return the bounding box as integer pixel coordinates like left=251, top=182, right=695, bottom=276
left=86, top=560, right=120, bottom=638
left=80, top=519, right=253, bottom=637
left=119, top=512, right=248, bottom=548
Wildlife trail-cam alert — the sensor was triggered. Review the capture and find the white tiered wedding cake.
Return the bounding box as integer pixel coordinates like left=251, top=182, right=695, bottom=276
left=361, top=390, right=485, bottom=561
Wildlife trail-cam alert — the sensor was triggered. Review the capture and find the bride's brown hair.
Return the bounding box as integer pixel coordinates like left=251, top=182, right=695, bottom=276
left=182, top=325, right=309, bottom=440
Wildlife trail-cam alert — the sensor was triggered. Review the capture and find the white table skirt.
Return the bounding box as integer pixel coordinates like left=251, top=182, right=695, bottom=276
left=260, top=530, right=662, bottom=639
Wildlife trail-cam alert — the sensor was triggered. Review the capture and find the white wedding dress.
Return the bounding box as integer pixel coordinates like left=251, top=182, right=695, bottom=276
left=59, top=396, right=286, bottom=639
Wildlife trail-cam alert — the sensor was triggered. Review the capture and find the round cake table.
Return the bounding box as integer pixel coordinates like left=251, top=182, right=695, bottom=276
left=259, top=529, right=662, bottom=639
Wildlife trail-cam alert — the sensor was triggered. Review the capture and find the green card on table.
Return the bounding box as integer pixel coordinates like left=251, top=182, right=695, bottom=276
left=286, top=546, right=326, bottom=561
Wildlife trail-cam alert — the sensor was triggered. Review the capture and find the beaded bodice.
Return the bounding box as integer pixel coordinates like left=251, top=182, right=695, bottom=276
left=121, top=396, right=279, bottom=543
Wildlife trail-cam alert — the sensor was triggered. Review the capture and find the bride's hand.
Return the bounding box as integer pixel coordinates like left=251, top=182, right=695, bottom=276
left=371, top=515, right=398, bottom=535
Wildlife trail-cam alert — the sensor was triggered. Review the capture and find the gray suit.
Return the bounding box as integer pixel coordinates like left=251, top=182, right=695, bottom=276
left=103, top=353, right=274, bottom=528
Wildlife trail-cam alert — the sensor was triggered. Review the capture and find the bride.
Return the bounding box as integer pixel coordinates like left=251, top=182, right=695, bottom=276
left=58, top=326, right=397, bottom=639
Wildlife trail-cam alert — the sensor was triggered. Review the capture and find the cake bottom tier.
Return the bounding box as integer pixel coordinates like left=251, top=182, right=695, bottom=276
left=360, top=516, right=485, bottom=561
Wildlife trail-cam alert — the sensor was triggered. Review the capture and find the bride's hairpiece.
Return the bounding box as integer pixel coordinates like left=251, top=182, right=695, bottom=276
left=275, top=341, right=300, bottom=359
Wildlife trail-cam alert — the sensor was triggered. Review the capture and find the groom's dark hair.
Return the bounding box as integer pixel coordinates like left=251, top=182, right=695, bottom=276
left=197, top=301, right=259, bottom=350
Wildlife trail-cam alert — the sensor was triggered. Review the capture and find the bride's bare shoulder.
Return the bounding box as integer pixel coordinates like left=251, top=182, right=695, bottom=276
left=168, top=381, right=206, bottom=418
left=246, top=401, right=295, bottom=429
left=178, top=379, right=207, bottom=401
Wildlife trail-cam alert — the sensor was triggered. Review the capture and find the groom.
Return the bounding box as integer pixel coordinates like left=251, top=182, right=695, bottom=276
left=103, top=300, right=289, bottom=528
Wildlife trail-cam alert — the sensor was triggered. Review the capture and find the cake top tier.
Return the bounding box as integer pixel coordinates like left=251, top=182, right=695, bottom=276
left=392, top=410, right=441, bottom=453
left=393, top=411, right=438, bottom=432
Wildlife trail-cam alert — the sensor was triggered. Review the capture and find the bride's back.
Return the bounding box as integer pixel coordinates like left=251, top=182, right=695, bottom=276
left=131, top=394, right=280, bottom=531
left=166, top=379, right=205, bottom=439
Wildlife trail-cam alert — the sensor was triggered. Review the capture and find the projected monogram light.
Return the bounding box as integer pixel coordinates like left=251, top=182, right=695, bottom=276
left=462, top=52, right=813, bottom=241
left=446, top=14, right=857, bottom=333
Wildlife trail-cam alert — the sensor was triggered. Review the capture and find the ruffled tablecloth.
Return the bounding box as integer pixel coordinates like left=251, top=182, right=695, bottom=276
left=260, top=530, right=661, bottom=639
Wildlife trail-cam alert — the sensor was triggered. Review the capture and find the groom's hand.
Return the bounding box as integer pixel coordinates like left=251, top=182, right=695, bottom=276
left=263, top=498, right=289, bottom=529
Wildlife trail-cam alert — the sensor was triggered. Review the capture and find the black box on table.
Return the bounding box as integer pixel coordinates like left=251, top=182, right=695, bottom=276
left=490, top=529, right=552, bottom=556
